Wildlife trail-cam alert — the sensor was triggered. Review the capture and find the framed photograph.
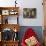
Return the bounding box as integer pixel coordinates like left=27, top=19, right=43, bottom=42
left=10, top=11, right=15, bottom=15
left=9, top=10, right=18, bottom=15
left=23, top=8, right=36, bottom=18
left=2, top=10, right=9, bottom=15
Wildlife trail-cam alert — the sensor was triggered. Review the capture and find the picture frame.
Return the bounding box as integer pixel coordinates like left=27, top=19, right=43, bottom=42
left=23, top=8, right=36, bottom=18
left=2, top=10, right=9, bottom=15
left=9, top=10, right=18, bottom=15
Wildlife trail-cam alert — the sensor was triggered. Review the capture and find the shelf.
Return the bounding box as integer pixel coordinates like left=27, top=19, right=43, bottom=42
left=2, top=40, right=19, bottom=43
left=0, top=24, right=20, bottom=32
left=0, top=7, right=19, bottom=15
left=2, top=41, right=19, bottom=46
left=0, top=7, right=19, bottom=46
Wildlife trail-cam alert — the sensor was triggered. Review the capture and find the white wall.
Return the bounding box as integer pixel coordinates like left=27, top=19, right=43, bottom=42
left=0, top=0, right=44, bottom=26
left=18, top=0, right=44, bottom=26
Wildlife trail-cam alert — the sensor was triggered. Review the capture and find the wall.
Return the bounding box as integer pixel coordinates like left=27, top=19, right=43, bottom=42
left=0, top=0, right=44, bottom=26
left=19, top=0, right=43, bottom=26
left=19, top=0, right=44, bottom=26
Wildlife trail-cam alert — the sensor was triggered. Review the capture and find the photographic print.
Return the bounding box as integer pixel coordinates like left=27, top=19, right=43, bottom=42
left=2, top=10, right=9, bottom=15
left=23, top=8, right=36, bottom=18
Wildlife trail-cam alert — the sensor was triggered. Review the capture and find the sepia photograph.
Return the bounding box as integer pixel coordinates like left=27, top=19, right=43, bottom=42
left=23, top=8, right=36, bottom=18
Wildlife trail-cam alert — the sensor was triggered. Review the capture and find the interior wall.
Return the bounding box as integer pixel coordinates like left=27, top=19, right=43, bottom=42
left=18, top=0, right=43, bottom=26
left=0, top=0, right=44, bottom=26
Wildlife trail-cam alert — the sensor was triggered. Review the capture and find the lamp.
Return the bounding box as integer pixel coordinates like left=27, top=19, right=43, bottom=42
left=15, top=0, right=17, bottom=7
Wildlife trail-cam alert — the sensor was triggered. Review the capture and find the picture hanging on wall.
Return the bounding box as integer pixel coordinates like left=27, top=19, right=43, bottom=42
left=23, top=8, right=36, bottom=18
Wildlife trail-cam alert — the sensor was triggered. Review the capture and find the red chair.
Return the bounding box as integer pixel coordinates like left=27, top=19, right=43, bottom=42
left=21, top=28, right=41, bottom=46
